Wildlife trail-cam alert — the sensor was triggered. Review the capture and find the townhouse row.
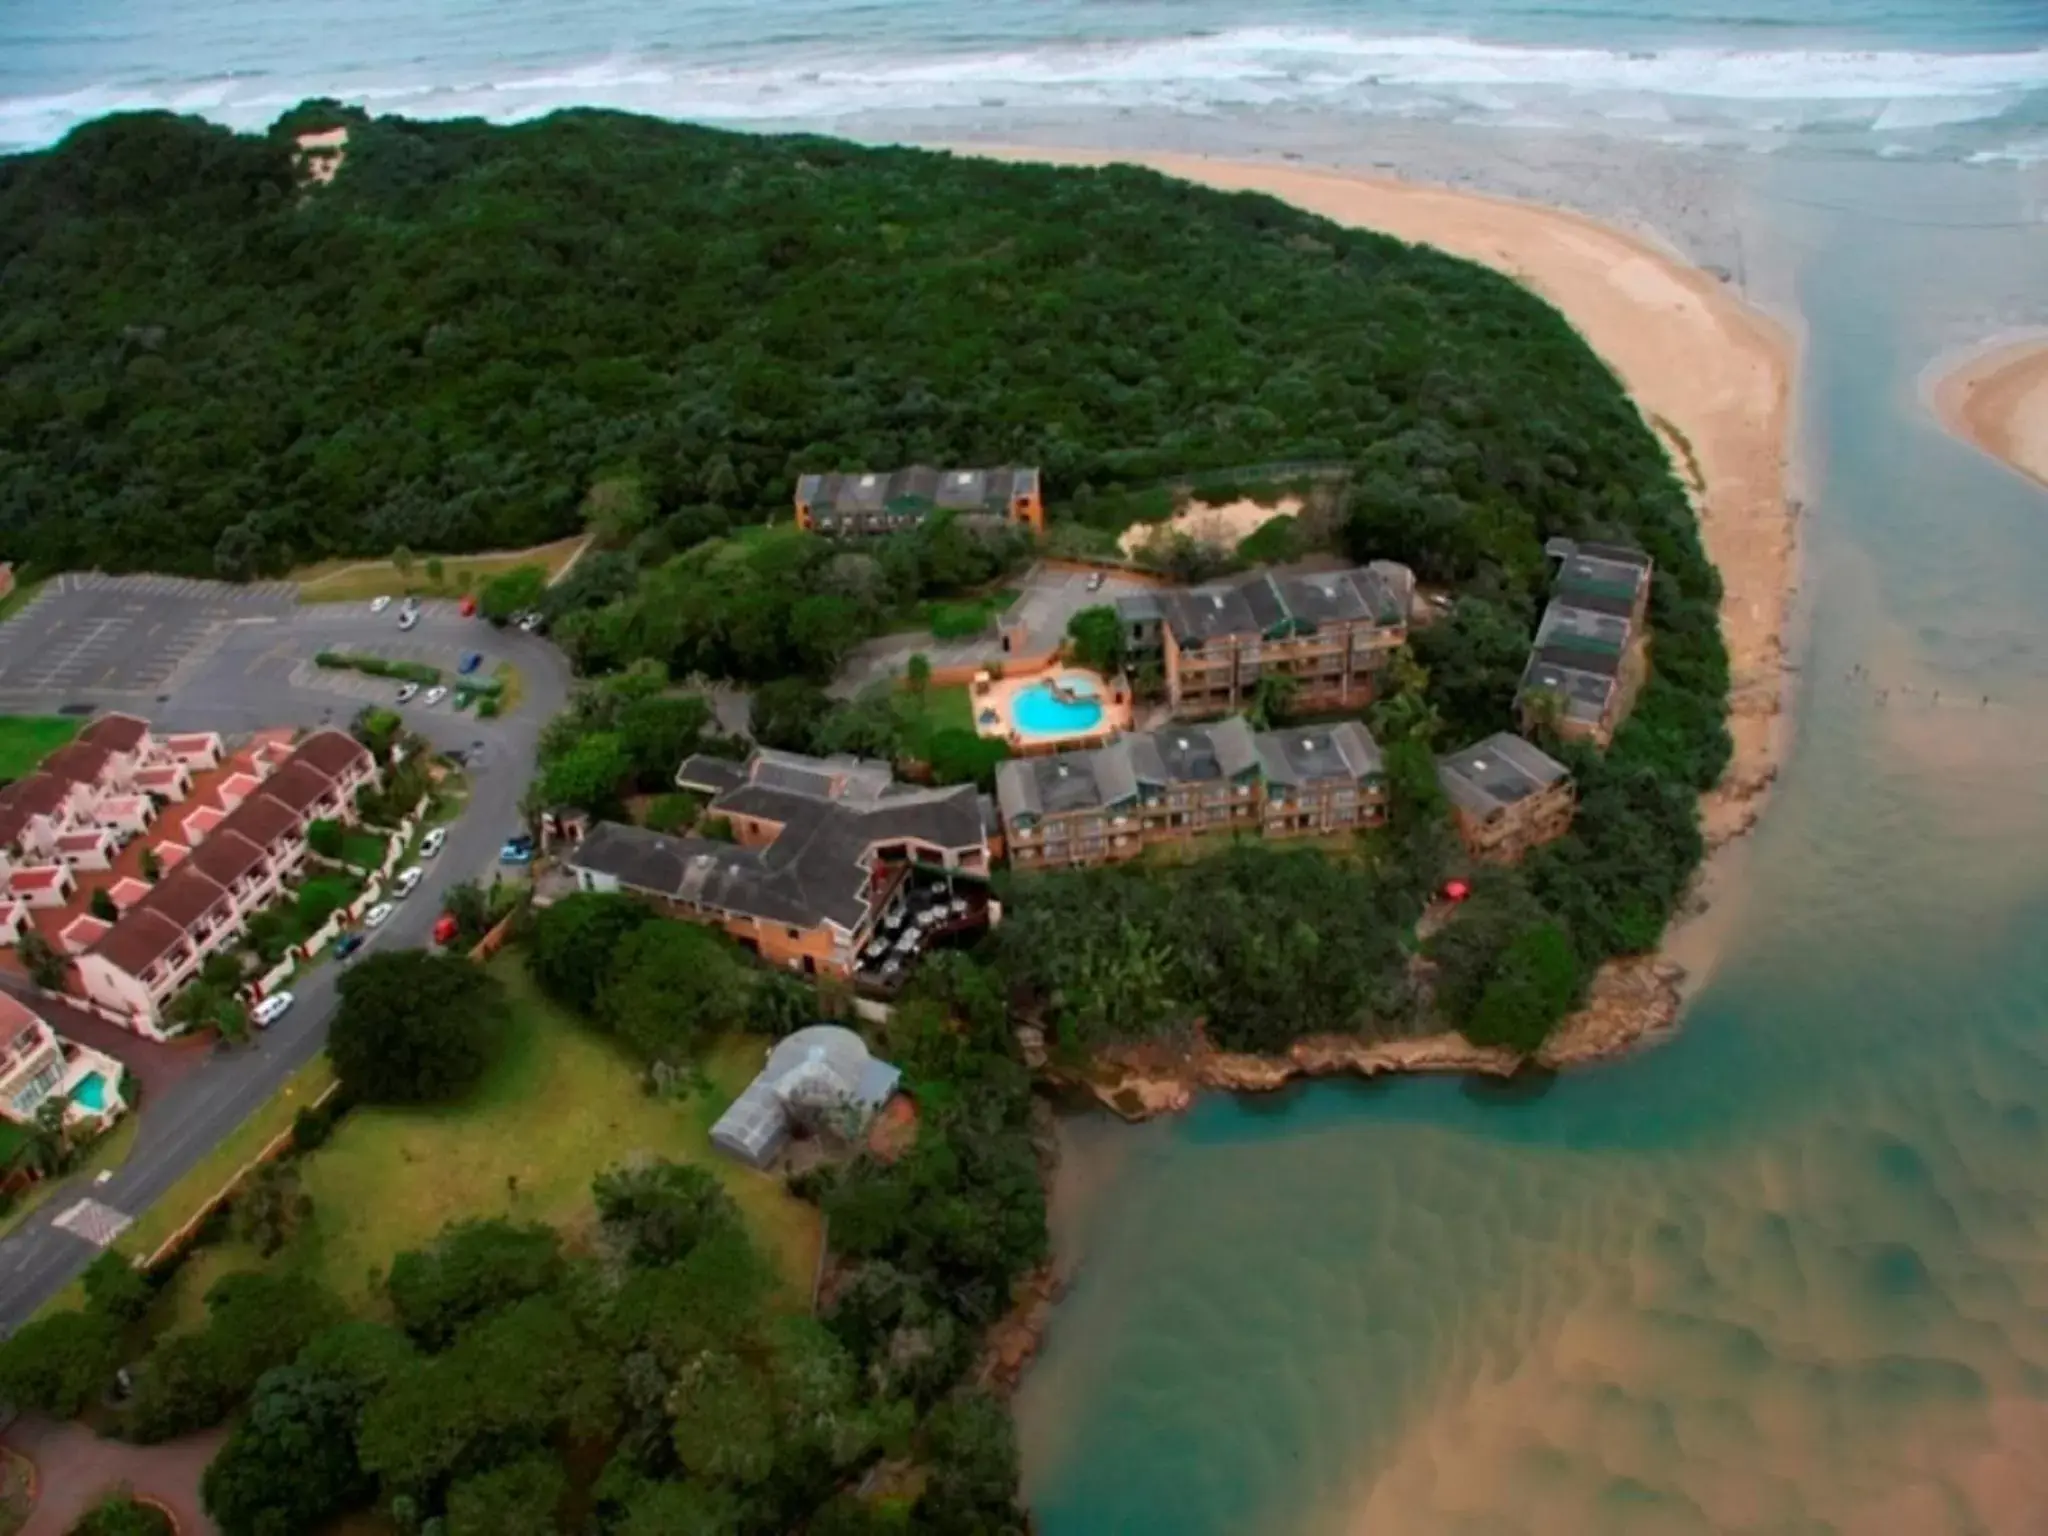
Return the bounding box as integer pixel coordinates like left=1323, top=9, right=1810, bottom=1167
left=1515, top=538, right=1655, bottom=746
left=1115, top=562, right=1416, bottom=718
left=0, top=713, right=226, bottom=930
left=995, top=716, right=1390, bottom=868
left=0, top=717, right=379, bottom=1037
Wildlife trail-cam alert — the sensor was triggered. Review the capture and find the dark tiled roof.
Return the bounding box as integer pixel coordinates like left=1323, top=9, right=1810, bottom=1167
left=288, top=728, right=373, bottom=782
left=185, top=829, right=268, bottom=889
left=1255, top=721, right=1384, bottom=787
left=39, top=741, right=115, bottom=785
left=1436, top=733, right=1571, bottom=818
left=799, top=466, right=1038, bottom=521
left=575, top=752, right=986, bottom=935
left=256, top=760, right=336, bottom=816
left=676, top=754, right=747, bottom=797
left=79, top=713, right=151, bottom=753
left=128, top=866, right=230, bottom=932
left=216, top=793, right=300, bottom=852
left=1152, top=564, right=1413, bottom=646
left=88, top=907, right=188, bottom=975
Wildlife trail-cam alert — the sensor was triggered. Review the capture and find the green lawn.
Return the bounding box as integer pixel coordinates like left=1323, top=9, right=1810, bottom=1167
left=0, top=715, right=80, bottom=780
left=340, top=831, right=389, bottom=872
left=921, top=591, right=1016, bottom=641
left=892, top=683, right=974, bottom=762
left=150, top=957, right=820, bottom=1327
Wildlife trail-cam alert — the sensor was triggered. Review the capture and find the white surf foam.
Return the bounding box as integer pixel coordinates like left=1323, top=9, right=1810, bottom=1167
left=4, top=30, right=2045, bottom=153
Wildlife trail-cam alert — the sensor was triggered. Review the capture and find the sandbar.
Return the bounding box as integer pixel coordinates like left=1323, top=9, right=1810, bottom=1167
left=1930, top=335, right=2048, bottom=493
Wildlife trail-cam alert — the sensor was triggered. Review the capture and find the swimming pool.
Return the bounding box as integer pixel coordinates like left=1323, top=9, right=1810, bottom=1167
left=72, top=1070, right=109, bottom=1112
left=1011, top=674, right=1105, bottom=739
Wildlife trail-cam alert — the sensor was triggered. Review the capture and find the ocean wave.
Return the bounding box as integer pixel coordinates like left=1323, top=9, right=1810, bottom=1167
left=3, top=29, right=2045, bottom=154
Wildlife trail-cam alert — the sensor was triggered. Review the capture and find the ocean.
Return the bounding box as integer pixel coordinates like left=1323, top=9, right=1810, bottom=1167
left=10, top=3, right=2048, bottom=1532
left=2, top=0, right=2046, bottom=163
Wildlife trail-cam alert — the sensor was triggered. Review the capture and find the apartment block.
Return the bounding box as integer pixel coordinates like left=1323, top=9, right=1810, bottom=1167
left=1516, top=539, right=1654, bottom=746
left=1435, top=732, right=1576, bottom=863
left=1116, top=564, right=1414, bottom=718
left=996, top=716, right=1386, bottom=870
left=795, top=465, right=1044, bottom=537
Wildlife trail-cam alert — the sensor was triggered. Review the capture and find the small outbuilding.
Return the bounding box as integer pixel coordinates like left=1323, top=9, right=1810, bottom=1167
left=709, top=1024, right=902, bottom=1170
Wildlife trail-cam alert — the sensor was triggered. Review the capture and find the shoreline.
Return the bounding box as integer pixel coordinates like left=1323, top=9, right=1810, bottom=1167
left=1925, top=331, right=2048, bottom=493
left=951, top=144, right=1800, bottom=1109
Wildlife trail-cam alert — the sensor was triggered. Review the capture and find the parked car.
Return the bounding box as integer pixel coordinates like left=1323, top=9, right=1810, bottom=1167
left=422, top=685, right=448, bottom=707
left=396, top=682, right=420, bottom=704
left=517, top=612, right=546, bottom=634
left=459, top=595, right=477, bottom=617
left=398, top=610, right=419, bottom=631
left=1086, top=571, right=1106, bottom=592
left=332, top=933, right=365, bottom=961
left=433, top=913, right=459, bottom=946
left=392, top=865, right=423, bottom=899
left=251, top=991, right=294, bottom=1028
left=370, top=595, right=391, bottom=613
left=458, top=652, right=483, bottom=675
left=362, top=901, right=395, bottom=928
left=419, top=827, right=447, bottom=859
left=499, top=839, right=535, bottom=866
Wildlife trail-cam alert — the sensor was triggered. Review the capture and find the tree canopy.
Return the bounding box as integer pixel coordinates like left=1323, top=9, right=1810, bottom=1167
left=6, top=104, right=1701, bottom=597
left=327, top=950, right=503, bottom=1104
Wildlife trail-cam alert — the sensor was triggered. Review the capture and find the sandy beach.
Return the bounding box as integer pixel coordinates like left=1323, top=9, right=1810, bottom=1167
left=958, top=145, right=1800, bottom=1086
left=1930, top=335, right=2048, bottom=494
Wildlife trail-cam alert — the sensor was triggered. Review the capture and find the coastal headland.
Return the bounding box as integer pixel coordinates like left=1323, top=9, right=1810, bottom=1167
left=955, top=146, right=1799, bottom=1113
left=1929, top=334, right=2048, bottom=493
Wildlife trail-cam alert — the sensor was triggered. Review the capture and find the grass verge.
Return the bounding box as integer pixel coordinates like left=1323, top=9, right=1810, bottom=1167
left=115, top=1056, right=338, bottom=1266
left=294, top=537, right=586, bottom=605
left=0, top=715, right=81, bottom=780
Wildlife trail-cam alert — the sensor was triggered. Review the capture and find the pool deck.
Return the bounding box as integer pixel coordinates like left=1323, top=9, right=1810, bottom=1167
left=973, top=667, right=1131, bottom=756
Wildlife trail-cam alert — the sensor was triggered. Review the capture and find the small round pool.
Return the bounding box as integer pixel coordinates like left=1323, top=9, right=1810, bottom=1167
left=72, top=1070, right=109, bottom=1113
left=1011, top=674, right=1105, bottom=740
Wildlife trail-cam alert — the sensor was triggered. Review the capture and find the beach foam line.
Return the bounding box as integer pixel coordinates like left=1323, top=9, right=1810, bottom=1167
left=3, top=31, right=2044, bottom=153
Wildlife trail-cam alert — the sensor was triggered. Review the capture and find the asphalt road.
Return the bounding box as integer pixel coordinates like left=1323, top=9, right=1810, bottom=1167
left=0, top=598, right=573, bottom=1328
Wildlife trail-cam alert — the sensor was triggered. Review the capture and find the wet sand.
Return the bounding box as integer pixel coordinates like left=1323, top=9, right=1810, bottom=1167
left=959, top=145, right=1799, bottom=1072
left=1929, top=335, right=2048, bottom=494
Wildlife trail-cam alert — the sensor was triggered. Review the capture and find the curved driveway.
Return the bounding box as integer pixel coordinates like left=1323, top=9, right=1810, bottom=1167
left=0, top=600, right=573, bottom=1329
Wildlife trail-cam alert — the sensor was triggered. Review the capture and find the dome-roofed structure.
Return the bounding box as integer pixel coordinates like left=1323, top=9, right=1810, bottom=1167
left=710, top=1024, right=903, bottom=1170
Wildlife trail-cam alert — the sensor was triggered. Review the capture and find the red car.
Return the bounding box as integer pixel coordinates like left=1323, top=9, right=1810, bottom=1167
left=458, top=595, right=477, bottom=617
left=433, top=914, right=459, bottom=946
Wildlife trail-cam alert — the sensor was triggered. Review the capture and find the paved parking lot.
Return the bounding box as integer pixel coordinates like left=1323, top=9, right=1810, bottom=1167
left=0, top=574, right=297, bottom=700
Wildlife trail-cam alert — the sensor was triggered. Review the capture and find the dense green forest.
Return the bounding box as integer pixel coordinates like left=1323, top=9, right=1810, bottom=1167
left=10, top=102, right=1694, bottom=583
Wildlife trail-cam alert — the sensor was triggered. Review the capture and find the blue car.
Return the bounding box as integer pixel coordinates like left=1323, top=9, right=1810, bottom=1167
left=458, top=652, right=484, bottom=675
left=332, top=933, right=365, bottom=960
left=499, top=836, right=535, bottom=866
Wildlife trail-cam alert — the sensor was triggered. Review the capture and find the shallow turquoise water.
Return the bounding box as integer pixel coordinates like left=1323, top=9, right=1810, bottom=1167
left=71, top=1071, right=107, bottom=1112
left=1016, top=153, right=2048, bottom=1535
